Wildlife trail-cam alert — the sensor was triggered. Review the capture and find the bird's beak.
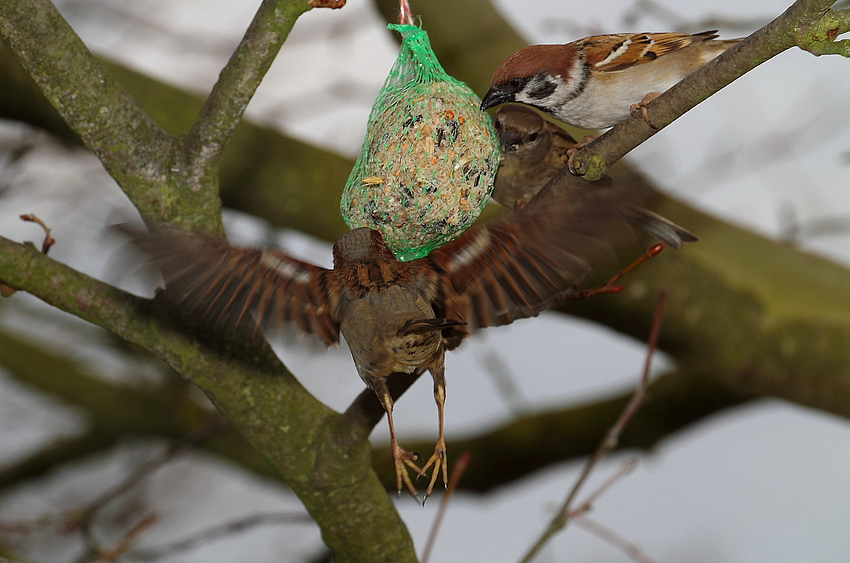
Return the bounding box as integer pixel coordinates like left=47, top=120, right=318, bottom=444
left=480, top=88, right=511, bottom=111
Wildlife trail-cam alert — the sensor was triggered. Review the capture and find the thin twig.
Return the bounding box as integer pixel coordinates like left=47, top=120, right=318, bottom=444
left=88, top=417, right=226, bottom=519
left=86, top=513, right=158, bottom=563
left=421, top=452, right=472, bottom=563
left=573, top=516, right=657, bottom=563
left=19, top=214, right=55, bottom=254
left=129, top=512, right=314, bottom=560
left=72, top=417, right=228, bottom=552
left=1, top=214, right=56, bottom=297
left=569, top=244, right=665, bottom=301
left=569, top=459, right=638, bottom=519
left=517, top=290, right=669, bottom=563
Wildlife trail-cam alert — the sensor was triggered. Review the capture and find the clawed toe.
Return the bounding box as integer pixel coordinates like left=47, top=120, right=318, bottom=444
left=393, top=444, right=424, bottom=499
left=630, top=92, right=662, bottom=129
left=419, top=439, right=449, bottom=501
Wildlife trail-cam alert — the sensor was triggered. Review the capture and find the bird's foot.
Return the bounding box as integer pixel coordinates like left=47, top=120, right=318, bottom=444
left=570, top=243, right=666, bottom=301
left=393, top=444, right=424, bottom=500
left=630, top=92, right=662, bottom=129
left=566, top=135, right=599, bottom=175
left=419, top=437, right=448, bottom=502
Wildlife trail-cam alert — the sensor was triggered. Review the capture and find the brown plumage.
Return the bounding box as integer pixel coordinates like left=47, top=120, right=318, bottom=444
left=481, top=31, right=740, bottom=129
left=492, top=104, right=579, bottom=210
left=125, top=189, right=693, bottom=500
left=492, top=104, right=698, bottom=250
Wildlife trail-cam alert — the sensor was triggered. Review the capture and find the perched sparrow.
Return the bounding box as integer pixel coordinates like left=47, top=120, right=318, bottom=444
left=125, top=191, right=691, bottom=500
left=493, top=104, right=698, bottom=249
left=481, top=31, right=739, bottom=129
left=492, top=104, right=580, bottom=210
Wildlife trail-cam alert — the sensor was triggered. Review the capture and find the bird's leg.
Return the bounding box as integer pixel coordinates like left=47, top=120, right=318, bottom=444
left=420, top=362, right=449, bottom=500
left=630, top=92, right=662, bottom=129
left=373, top=379, right=423, bottom=499
left=571, top=243, right=666, bottom=301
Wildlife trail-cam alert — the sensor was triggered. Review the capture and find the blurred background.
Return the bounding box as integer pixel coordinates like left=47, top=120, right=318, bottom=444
left=0, top=0, right=849, bottom=561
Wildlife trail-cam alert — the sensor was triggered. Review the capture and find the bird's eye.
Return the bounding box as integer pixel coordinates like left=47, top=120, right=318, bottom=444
left=493, top=120, right=501, bottom=131
left=528, top=133, right=538, bottom=142
left=509, top=78, right=523, bottom=89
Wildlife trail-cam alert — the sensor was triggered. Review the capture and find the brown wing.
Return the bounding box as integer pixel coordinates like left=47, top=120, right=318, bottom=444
left=123, top=226, right=343, bottom=345
left=585, top=31, right=718, bottom=72
left=410, top=187, right=641, bottom=349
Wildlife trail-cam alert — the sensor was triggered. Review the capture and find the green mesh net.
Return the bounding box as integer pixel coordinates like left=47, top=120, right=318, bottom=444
left=340, top=23, right=499, bottom=261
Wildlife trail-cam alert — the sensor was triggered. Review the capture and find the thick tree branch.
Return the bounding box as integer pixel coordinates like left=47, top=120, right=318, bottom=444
left=0, top=0, right=180, bottom=223
left=181, top=0, right=312, bottom=187
left=571, top=0, right=850, bottom=180
left=0, top=236, right=416, bottom=563
left=0, top=42, right=352, bottom=241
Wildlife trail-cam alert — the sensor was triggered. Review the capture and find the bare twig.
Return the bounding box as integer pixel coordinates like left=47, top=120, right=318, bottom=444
left=569, top=244, right=665, bottom=301
left=19, top=214, right=55, bottom=254
left=573, top=516, right=657, bottom=563
left=421, top=452, right=472, bottom=563
left=75, top=416, right=229, bottom=552
left=1, top=213, right=55, bottom=297
left=517, top=290, right=669, bottom=563
left=569, top=459, right=638, bottom=519
left=86, top=513, right=158, bottom=563
left=0, top=418, right=227, bottom=557
left=129, top=512, right=314, bottom=560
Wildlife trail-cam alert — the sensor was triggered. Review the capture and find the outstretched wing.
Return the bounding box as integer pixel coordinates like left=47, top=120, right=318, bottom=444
left=123, top=226, right=343, bottom=345
left=410, top=186, right=643, bottom=349
left=585, top=31, right=718, bottom=72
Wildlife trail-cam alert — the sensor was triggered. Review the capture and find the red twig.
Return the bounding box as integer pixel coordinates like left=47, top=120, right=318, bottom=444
left=570, top=244, right=665, bottom=301
left=86, top=513, right=158, bottom=563
left=1, top=213, right=56, bottom=297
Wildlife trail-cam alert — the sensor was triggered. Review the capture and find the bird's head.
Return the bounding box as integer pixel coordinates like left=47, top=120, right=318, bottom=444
left=492, top=104, right=550, bottom=154
left=481, top=44, right=588, bottom=117
left=333, top=227, right=397, bottom=267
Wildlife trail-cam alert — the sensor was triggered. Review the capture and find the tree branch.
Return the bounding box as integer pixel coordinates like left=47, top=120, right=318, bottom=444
left=0, top=0, right=178, bottom=222
left=181, top=0, right=312, bottom=188
left=571, top=0, right=850, bottom=180
left=0, top=236, right=416, bottom=563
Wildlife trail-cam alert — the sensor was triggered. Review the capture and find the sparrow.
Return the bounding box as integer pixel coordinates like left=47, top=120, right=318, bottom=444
left=492, top=104, right=580, bottom=210
left=493, top=104, right=698, bottom=249
left=124, top=189, right=692, bottom=500
left=481, top=31, right=740, bottom=130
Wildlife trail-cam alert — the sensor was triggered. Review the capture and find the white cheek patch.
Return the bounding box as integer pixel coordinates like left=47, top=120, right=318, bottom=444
left=558, top=54, right=589, bottom=102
